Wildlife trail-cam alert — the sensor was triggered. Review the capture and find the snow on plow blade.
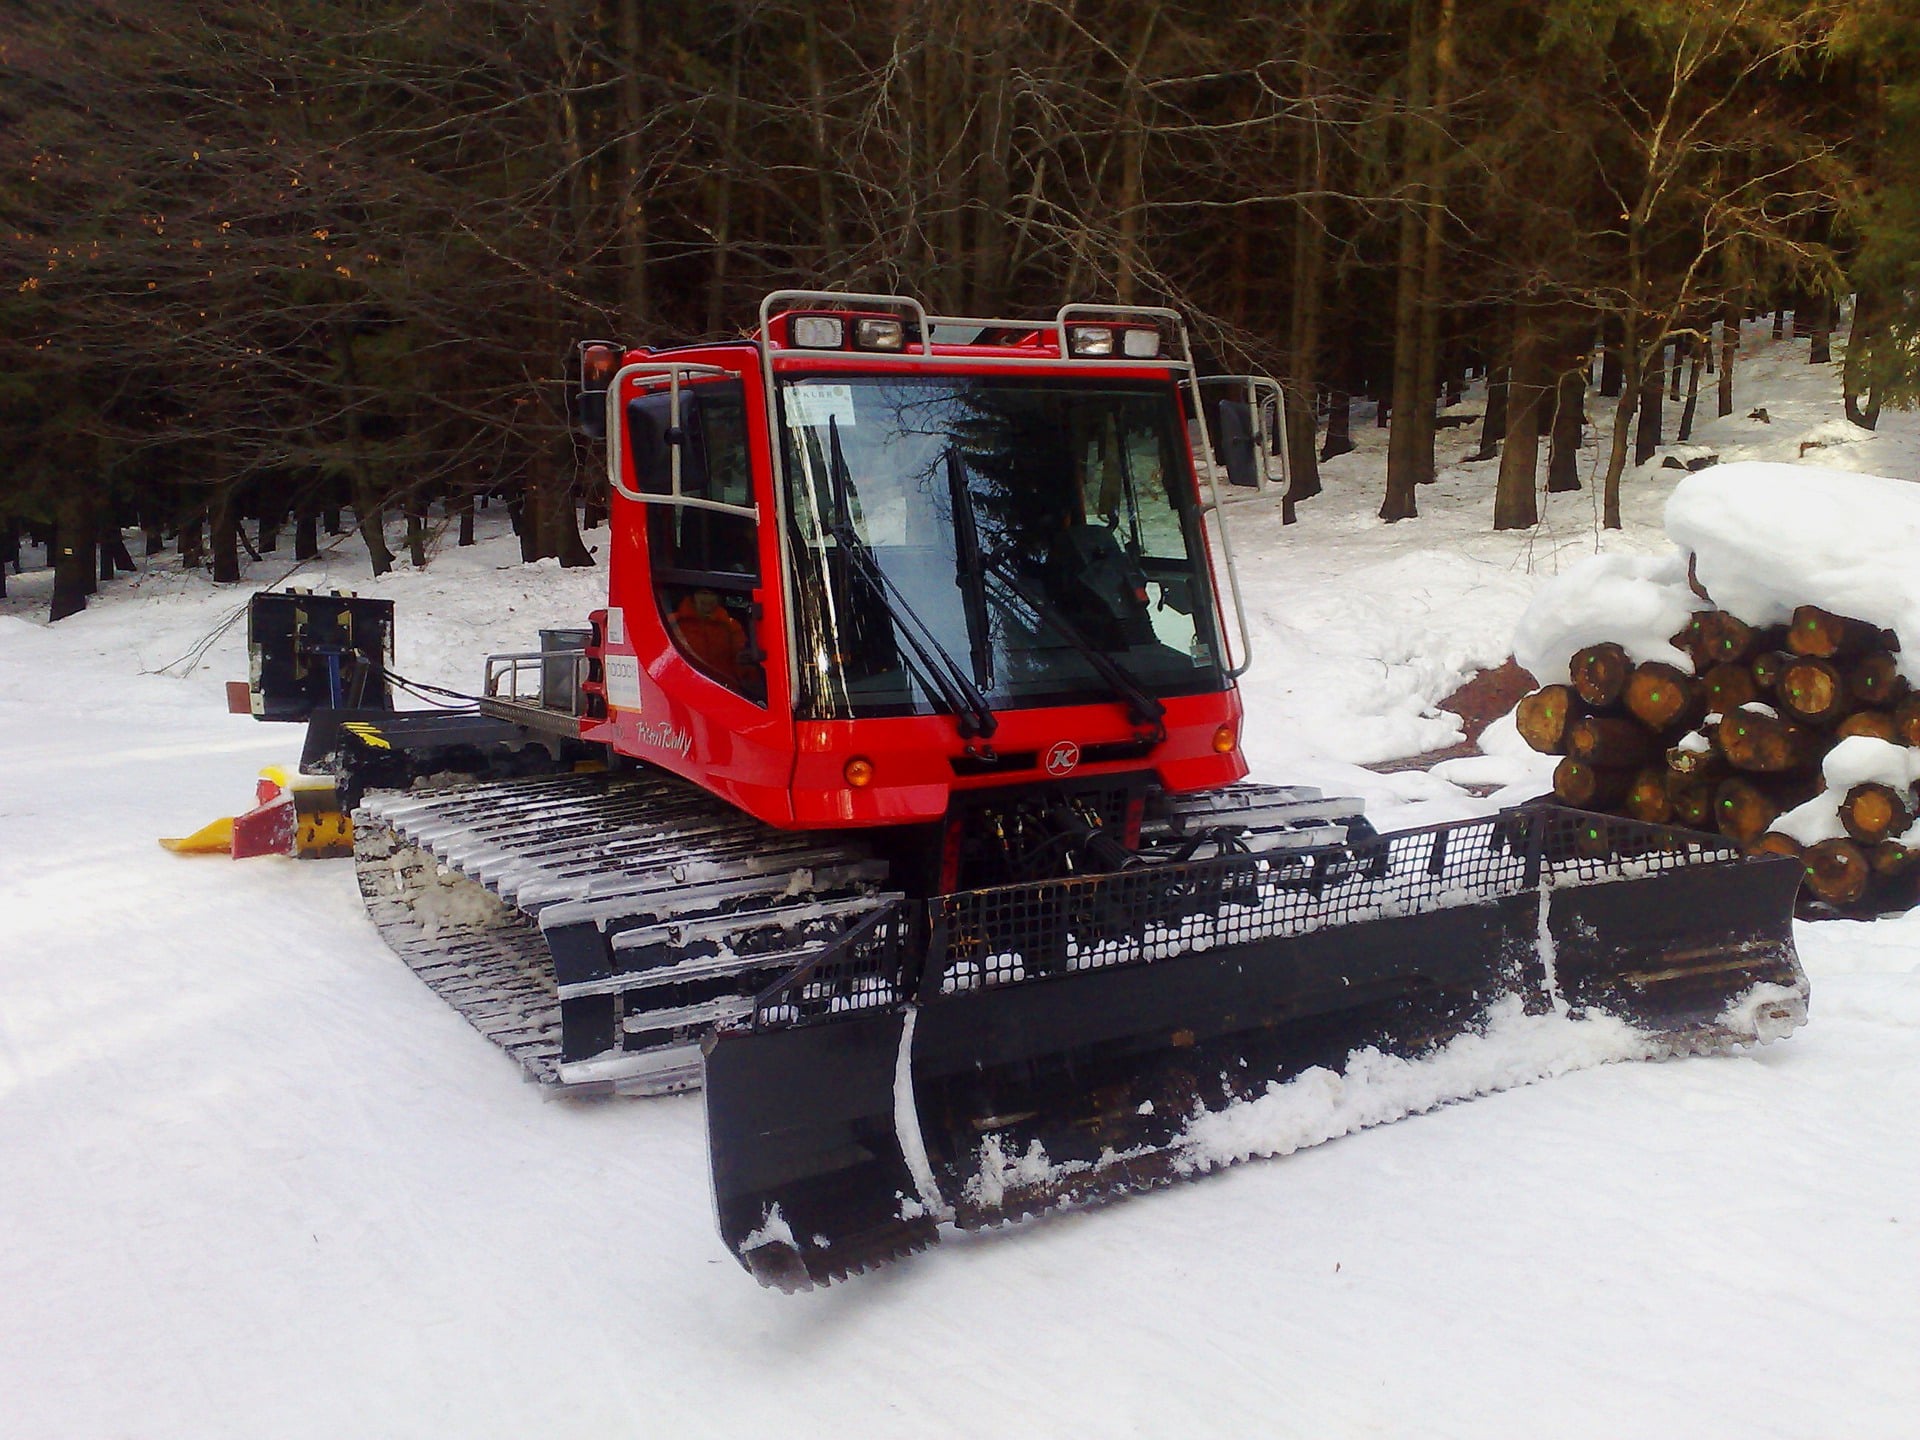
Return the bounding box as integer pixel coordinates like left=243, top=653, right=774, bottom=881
left=704, top=806, right=1807, bottom=1291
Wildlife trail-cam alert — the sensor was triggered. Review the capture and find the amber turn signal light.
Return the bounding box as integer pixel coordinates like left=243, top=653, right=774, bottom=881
left=844, top=756, right=875, bottom=787
left=1212, top=725, right=1237, bottom=754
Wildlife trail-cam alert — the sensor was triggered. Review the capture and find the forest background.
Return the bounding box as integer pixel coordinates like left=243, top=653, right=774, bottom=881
left=4, top=0, right=1920, bottom=621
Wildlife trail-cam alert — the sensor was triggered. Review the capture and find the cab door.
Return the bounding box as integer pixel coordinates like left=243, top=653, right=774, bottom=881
left=591, top=364, right=799, bottom=825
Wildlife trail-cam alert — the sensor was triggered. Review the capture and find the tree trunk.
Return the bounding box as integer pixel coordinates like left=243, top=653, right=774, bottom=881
left=1718, top=303, right=1738, bottom=417
left=803, top=6, right=841, bottom=272
left=614, top=0, right=649, bottom=331
left=1545, top=331, right=1585, bottom=493
left=50, top=488, right=95, bottom=621
left=1633, top=344, right=1664, bottom=465
left=1471, top=364, right=1507, bottom=461
left=511, top=488, right=535, bottom=563
left=352, top=480, right=392, bottom=575
left=333, top=328, right=394, bottom=576
left=1493, top=312, right=1546, bottom=529
left=1469, top=310, right=1511, bottom=461
left=1282, top=385, right=1321, bottom=513
left=701, top=14, right=745, bottom=332
left=1380, top=0, right=1435, bottom=521
left=458, top=493, right=476, bottom=546
left=1411, top=0, right=1456, bottom=488
left=179, top=509, right=204, bottom=569
left=1283, top=139, right=1327, bottom=506
left=210, top=491, right=241, bottom=584
left=101, top=521, right=135, bottom=577
left=1676, top=334, right=1705, bottom=441
left=295, top=511, right=319, bottom=561
left=967, top=6, right=1014, bottom=314
left=1810, top=296, right=1832, bottom=364
left=1600, top=321, right=1641, bottom=530
left=1599, top=313, right=1624, bottom=397
left=1844, top=293, right=1885, bottom=430
left=527, top=442, right=593, bottom=568
left=1320, top=388, right=1352, bottom=461
left=405, top=495, right=427, bottom=569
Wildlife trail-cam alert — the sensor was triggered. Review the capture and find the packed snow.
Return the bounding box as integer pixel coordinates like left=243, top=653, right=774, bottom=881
left=3, top=325, right=1918, bottom=1438
left=1511, top=550, right=1697, bottom=681
left=1773, top=736, right=1920, bottom=848
left=1176, top=996, right=1661, bottom=1170
left=1514, top=459, right=1920, bottom=688
left=1669, top=462, right=1920, bottom=680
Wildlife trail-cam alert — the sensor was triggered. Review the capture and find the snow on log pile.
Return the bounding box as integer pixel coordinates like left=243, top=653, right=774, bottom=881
left=1510, top=461, right=1920, bottom=915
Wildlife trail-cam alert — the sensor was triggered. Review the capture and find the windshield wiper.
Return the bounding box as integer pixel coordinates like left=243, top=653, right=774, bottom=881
left=944, top=446, right=993, bottom=691
left=827, top=419, right=997, bottom=739
left=981, top=559, right=1167, bottom=739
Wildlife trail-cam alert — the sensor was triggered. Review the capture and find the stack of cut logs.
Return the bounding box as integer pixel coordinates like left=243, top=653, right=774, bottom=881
left=1518, top=604, right=1920, bottom=913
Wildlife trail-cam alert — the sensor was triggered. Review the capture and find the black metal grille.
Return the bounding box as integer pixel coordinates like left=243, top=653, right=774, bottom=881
left=750, top=906, right=918, bottom=1026
left=748, top=806, right=1745, bottom=1028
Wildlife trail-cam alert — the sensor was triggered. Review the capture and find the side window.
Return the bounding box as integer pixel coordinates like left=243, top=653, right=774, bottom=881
left=624, top=382, right=765, bottom=702
left=1121, top=414, right=1186, bottom=560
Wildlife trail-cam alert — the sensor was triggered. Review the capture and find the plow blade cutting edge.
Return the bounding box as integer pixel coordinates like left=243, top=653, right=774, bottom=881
left=704, top=806, right=1807, bottom=1290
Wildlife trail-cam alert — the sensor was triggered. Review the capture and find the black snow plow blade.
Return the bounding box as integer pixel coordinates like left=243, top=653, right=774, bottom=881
left=704, top=806, right=1808, bottom=1290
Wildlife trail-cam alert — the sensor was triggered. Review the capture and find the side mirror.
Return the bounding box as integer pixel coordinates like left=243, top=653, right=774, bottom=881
left=1213, top=400, right=1258, bottom=488
left=625, top=391, right=704, bottom=496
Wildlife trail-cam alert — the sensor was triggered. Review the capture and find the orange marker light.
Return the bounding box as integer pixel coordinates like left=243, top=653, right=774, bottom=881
left=844, top=757, right=875, bottom=788
left=1212, top=725, right=1237, bottom=754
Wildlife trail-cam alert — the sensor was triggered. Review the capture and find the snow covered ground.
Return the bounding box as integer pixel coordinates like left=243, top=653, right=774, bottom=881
left=3, top=328, right=1917, bottom=1438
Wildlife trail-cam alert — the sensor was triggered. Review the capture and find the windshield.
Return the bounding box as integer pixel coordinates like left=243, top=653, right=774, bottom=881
left=778, top=374, right=1223, bottom=720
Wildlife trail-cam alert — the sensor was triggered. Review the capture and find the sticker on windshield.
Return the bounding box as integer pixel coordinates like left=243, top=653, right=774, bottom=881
left=784, top=384, right=856, bottom=430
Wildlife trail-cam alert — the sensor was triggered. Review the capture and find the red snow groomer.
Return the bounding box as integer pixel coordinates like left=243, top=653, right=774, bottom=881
left=322, top=292, right=1807, bottom=1290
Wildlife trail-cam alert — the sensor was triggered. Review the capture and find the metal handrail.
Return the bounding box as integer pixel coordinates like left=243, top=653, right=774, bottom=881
left=603, top=360, right=756, bottom=518
left=484, top=648, right=589, bottom=714
left=749, top=288, right=1255, bottom=681
left=1198, top=374, right=1289, bottom=497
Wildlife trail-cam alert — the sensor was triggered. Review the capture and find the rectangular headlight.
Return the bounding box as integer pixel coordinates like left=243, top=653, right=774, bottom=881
left=1067, top=325, right=1114, bottom=356
left=792, top=315, right=845, bottom=349
left=1121, top=328, right=1162, bottom=358
left=853, top=317, right=905, bottom=351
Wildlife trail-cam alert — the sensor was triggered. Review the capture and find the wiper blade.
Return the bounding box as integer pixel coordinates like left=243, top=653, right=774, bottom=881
left=827, top=420, right=997, bottom=739
left=944, top=446, right=993, bottom=691
left=983, top=560, right=1167, bottom=738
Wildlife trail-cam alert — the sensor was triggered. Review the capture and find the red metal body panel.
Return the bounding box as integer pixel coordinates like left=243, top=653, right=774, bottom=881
left=785, top=690, right=1245, bottom=828
left=575, top=326, right=1248, bottom=832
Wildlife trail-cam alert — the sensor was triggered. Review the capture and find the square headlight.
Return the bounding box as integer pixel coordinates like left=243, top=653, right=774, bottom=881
left=1121, top=328, right=1162, bottom=358
left=792, top=315, right=846, bottom=349
left=1067, top=325, right=1115, bottom=356
left=854, top=317, right=906, bottom=351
